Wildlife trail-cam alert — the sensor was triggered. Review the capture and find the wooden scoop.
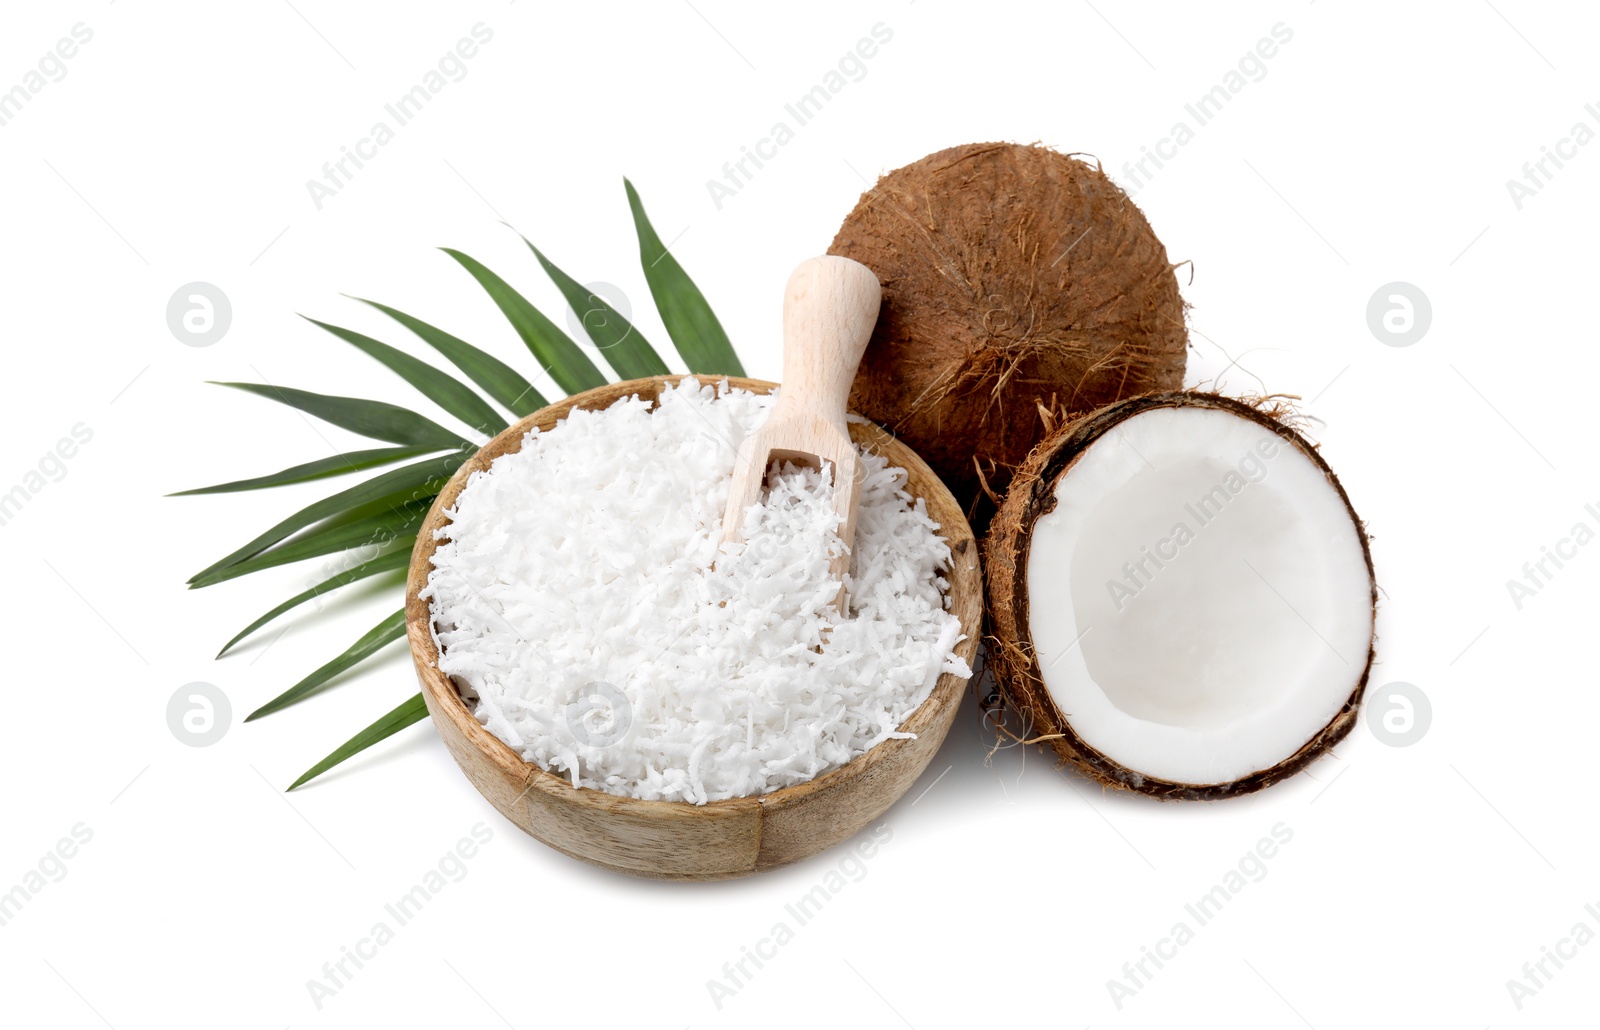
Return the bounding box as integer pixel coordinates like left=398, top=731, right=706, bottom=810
left=720, top=255, right=882, bottom=611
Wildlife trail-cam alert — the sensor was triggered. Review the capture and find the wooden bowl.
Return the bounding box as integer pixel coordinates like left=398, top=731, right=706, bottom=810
left=405, top=375, right=981, bottom=880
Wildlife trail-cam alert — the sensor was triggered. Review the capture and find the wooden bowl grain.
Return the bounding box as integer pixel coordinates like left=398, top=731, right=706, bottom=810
left=405, top=375, right=981, bottom=881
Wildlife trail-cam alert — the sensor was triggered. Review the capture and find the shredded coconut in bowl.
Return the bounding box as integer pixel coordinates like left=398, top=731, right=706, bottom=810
left=421, top=377, right=971, bottom=804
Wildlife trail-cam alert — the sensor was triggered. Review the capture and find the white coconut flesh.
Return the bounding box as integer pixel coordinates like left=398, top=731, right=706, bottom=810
left=1026, top=406, right=1371, bottom=787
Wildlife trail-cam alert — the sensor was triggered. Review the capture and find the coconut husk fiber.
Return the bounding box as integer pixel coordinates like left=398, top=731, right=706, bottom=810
left=829, top=142, right=1189, bottom=527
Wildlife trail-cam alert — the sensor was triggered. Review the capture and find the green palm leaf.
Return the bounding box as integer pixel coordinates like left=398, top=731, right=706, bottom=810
left=247, top=608, right=408, bottom=721
left=442, top=248, right=607, bottom=395
left=168, top=446, right=431, bottom=496
left=190, top=180, right=745, bottom=791
left=525, top=239, right=670, bottom=380
left=187, top=452, right=465, bottom=585
left=211, top=382, right=469, bottom=450
left=287, top=693, right=429, bottom=791
left=304, top=317, right=509, bottom=437
left=189, top=497, right=434, bottom=589
left=352, top=297, right=547, bottom=417
left=216, top=548, right=410, bottom=657
left=624, top=178, right=744, bottom=376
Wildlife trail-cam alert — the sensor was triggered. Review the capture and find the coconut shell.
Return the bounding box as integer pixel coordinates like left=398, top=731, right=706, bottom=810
left=983, top=391, right=1377, bottom=801
left=829, top=142, right=1188, bottom=527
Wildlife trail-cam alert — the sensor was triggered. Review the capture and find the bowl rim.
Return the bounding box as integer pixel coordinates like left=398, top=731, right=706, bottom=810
left=404, top=373, right=982, bottom=818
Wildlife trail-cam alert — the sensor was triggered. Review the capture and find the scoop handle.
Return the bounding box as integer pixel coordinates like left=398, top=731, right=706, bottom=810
left=777, top=256, right=881, bottom=427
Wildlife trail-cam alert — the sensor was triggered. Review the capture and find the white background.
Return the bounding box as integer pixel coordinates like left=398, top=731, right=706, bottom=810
left=1, top=1, right=1595, bottom=1027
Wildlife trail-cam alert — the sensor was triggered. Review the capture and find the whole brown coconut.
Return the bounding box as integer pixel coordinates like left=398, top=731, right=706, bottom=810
left=829, top=142, right=1188, bottom=525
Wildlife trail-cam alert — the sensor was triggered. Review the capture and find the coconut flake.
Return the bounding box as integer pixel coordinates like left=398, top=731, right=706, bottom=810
left=423, top=378, right=970, bottom=804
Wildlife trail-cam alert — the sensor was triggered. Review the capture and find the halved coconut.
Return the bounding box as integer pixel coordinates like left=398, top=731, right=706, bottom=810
left=985, top=392, right=1376, bottom=799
